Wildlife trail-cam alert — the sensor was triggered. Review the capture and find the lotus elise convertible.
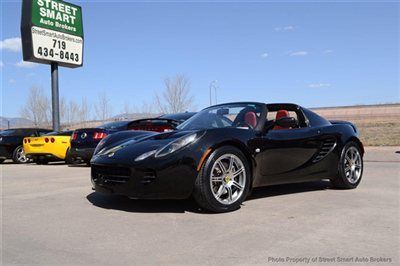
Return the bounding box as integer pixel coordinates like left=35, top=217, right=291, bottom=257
left=90, top=102, right=364, bottom=212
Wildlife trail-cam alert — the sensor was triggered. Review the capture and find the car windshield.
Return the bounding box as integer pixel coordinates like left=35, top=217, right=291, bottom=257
left=99, top=121, right=128, bottom=130
left=177, top=103, right=263, bottom=131
left=44, top=131, right=73, bottom=136
left=0, top=129, right=33, bottom=136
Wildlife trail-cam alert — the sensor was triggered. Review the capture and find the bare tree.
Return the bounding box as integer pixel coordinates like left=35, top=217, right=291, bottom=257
left=60, top=97, right=67, bottom=124
left=140, top=101, right=155, bottom=114
left=94, top=93, right=112, bottom=121
left=79, top=97, right=91, bottom=124
left=20, top=87, right=51, bottom=127
left=123, top=101, right=132, bottom=115
left=155, top=74, right=194, bottom=114
left=67, top=100, right=79, bottom=125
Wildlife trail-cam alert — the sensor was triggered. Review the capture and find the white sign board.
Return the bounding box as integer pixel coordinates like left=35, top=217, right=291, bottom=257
left=31, top=26, right=83, bottom=66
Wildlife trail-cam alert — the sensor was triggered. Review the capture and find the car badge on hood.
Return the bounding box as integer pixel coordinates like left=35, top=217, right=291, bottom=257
left=81, top=133, right=87, bottom=139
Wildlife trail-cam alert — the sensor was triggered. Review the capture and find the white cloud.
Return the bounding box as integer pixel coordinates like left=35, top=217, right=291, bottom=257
left=9, top=79, right=16, bottom=84
left=16, top=60, right=38, bottom=68
left=261, top=52, right=269, bottom=58
left=289, top=51, right=308, bottom=56
left=275, top=25, right=296, bottom=32
left=0, top=37, right=22, bottom=52
left=308, top=83, right=331, bottom=88
left=323, top=49, right=334, bottom=54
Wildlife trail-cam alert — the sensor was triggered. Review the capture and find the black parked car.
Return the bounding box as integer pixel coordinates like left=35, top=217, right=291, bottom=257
left=68, top=112, right=195, bottom=165
left=90, top=102, right=364, bottom=213
left=0, top=128, right=52, bottom=163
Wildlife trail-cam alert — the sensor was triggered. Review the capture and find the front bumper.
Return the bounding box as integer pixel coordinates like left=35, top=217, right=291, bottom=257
left=27, top=153, right=63, bottom=161
left=69, top=147, right=95, bottom=162
left=91, top=158, right=198, bottom=200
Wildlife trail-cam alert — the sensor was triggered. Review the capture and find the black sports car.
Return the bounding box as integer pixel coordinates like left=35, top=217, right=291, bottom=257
left=69, top=112, right=195, bottom=165
left=0, top=128, right=52, bottom=163
left=90, top=102, right=364, bottom=212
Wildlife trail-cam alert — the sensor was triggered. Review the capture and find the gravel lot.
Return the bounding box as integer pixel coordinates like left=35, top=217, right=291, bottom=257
left=2, top=147, right=399, bottom=265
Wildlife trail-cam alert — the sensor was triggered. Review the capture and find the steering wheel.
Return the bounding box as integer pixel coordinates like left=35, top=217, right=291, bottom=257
left=235, top=120, right=254, bottom=129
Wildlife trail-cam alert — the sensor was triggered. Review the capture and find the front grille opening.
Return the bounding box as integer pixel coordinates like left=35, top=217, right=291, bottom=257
left=92, top=165, right=131, bottom=185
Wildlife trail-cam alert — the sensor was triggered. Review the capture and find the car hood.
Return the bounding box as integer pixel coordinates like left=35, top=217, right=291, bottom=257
left=94, top=130, right=201, bottom=161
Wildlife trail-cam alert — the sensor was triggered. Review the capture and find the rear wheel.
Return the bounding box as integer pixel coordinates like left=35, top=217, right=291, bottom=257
left=65, top=149, right=73, bottom=164
left=193, top=146, right=250, bottom=212
left=12, top=146, right=29, bottom=164
left=331, top=141, right=363, bottom=189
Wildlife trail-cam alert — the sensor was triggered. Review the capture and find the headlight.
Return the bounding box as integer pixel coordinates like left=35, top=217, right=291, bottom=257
left=155, top=133, right=199, bottom=158
left=134, top=150, right=157, bottom=162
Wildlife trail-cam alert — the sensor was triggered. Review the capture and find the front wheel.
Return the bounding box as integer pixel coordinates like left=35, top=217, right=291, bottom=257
left=12, top=146, right=29, bottom=164
left=331, top=141, right=363, bottom=189
left=193, top=146, right=250, bottom=213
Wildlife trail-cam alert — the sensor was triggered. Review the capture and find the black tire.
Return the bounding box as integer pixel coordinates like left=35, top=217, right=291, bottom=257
left=193, top=146, right=251, bottom=213
left=331, top=141, right=363, bottom=189
left=12, top=145, right=29, bottom=164
left=0, top=159, right=5, bottom=164
left=65, top=149, right=73, bottom=164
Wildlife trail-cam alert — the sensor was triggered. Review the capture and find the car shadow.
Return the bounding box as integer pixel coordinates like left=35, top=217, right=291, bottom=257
left=1, top=161, right=16, bottom=164
left=246, top=180, right=331, bottom=201
left=86, top=192, right=200, bottom=214
left=87, top=180, right=331, bottom=214
left=68, top=164, right=90, bottom=168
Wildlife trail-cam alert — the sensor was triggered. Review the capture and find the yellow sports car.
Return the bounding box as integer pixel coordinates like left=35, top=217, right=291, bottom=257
left=23, top=131, right=73, bottom=164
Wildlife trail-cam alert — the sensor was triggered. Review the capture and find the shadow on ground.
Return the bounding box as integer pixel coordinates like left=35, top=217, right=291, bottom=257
left=87, top=180, right=331, bottom=214
left=68, top=163, right=90, bottom=168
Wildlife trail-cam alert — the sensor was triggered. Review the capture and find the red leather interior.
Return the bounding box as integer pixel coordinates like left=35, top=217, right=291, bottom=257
left=244, top=112, right=257, bottom=128
left=273, top=109, right=290, bottom=130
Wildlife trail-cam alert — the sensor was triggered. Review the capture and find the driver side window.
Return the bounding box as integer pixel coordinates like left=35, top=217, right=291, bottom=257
left=266, top=110, right=305, bottom=130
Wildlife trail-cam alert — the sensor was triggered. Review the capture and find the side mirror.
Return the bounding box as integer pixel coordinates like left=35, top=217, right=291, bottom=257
left=275, top=117, right=298, bottom=128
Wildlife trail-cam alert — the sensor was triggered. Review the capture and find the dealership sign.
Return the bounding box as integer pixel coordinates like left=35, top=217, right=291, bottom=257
left=21, top=0, right=83, bottom=68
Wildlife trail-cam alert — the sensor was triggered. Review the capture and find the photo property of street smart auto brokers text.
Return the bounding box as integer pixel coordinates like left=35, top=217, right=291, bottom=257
left=1, top=0, right=399, bottom=265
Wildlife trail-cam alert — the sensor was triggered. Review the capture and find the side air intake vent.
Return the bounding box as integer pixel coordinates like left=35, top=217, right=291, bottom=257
left=313, top=138, right=337, bottom=163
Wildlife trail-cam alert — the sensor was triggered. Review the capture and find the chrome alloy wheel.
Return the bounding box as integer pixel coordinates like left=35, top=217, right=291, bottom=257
left=16, top=146, right=29, bottom=163
left=209, top=154, right=246, bottom=205
left=344, top=146, right=362, bottom=184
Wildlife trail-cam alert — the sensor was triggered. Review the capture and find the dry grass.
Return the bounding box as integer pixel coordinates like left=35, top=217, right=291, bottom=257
left=355, top=121, right=400, bottom=146
left=312, top=104, right=400, bottom=146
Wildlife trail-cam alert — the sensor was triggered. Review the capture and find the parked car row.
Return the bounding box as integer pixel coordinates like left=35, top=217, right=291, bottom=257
left=0, top=112, right=195, bottom=165
left=1, top=102, right=365, bottom=212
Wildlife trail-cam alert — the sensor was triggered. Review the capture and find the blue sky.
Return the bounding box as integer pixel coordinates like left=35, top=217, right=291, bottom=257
left=1, top=1, right=399, bottom=117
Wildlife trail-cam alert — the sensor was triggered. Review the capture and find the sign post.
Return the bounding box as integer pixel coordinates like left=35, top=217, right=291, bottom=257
left=21, top=0, right=83, bottom=131
left=51, top=62, right=60, bottom=131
